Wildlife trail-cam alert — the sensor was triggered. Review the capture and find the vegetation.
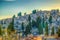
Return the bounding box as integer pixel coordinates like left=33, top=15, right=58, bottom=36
left=7, top=16, right=15, bottom=35
left=32, top=20, right=36, bottom=27
left=24, top=12, right=26, bottom=15
left=45, top=22, right=48, bottom=36
left=0, top=10, right=60, bottom=40
left=0, top=25, right=2, bottom=36
left=21, top=22, right=24, bottom=31
left=51, top=27, right=54, bottom=35
left=32, top=10, right=36, bottom=14
left=42, top=17, right=45, bottom=28
left=36, top=16, right=43, bottom=34
left=25, top=15, right=31, bottom=36
left=57, top=26, right=60, bottom=37
left=13, top=15, right=16, bottom=18
left=28, top=15, right=31, bottom=22
left=18, top=12, right=22, bottom=16
left=49, top=15, right=52, bottom=24
left=25, top=24, right=31, bottom=36
left=38, top=24, right=43, bottom=34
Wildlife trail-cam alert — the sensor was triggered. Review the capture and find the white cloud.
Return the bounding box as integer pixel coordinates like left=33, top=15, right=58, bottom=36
left=0, top=0, right=17, bottom=1
left=4, top=0, right=16, bottom=1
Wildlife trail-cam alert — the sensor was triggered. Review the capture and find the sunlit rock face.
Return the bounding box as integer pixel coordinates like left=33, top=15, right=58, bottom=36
left=0, top=9, right=60, bottom=36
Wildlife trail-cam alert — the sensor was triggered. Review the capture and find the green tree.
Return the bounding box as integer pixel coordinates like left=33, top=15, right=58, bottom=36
left=32, top=10, right=36, bottom=14
left=0, top=25, right=2, bottom=36
left=38, top=24, right=43, bottom=34
left=13, top=15, right=16, bottom=18
left=57, top=27, right=60, bottom=37
left=25, top=15, right=32, bottom=36
left=0, top=25, right=4, bottom=40
left=21, top=22, right=24, bottom=31
left=28, top=15, right=31, bottom=22
left=7, top=16, right=15, bottom=35
left=51, top=27, right=54, bottom=35
left=42, top=17, right=45, bottom=28
left=56, top=9, right=59, bottom=13
left=45, top=22, right=48, bottom=36
left=18, top=12, right=22, bottom=16
left=25, top=24, right=31, bottom=36
left=28, top=15, right=31, bottom=28
left=7, top=16, right=15, bottom=40
left=24, top=12, right=26, bottom=15
left=28, top=15, right=31, bottom=31
left=36, top=16, right=41, bottom=25
left=36, top=16, right=43, bottom=34
left=32, top=20, right=36, bottom=27
left=49, top=15, right=52, bottom=24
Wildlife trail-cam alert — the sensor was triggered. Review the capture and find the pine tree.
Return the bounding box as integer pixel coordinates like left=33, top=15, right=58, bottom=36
left=25, top=24, right=31, bottom=36
left=7, top=16, right=15, bottom=35
left=18, top=12, right=22, bottom=16
left=28, top=15, right=31, bottom=22
left=42, top=17, right=45, bottom=28
left=13, top=15, right=16, bottom=18
left=28, top=15, right=31, bottom=29
left=45, top=22, right=48, bottom=36
left=49, top=15, right=52, bottom=24
left=51, top=27, right=54, bottom=35
left=25, top=15, right=32, bottom=36
left=36, top=16, right=41, bottom=26
left=0, top=25, right=4, bottom=40
left=24, top=12, right=26, bottom=15
left=38, top=24, right=43, bottom=34
left=32, top=10, right=36, bottom=14
left=36, top=16, right=43, bottom=34
left=21, top=22, right=24, bottom=31
left=57, top=27, right=60, bottom=37
left=0, top=25, right=2, bottom=36
left=32, top=20, right=36, bottom=27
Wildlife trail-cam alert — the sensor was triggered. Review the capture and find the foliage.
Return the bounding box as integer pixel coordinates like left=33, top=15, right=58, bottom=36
left=24, top=12, right=26, bottom=15
left=36, top=16, right=41, bottom=25
left=38, top=24, right=43, bottom=34
left=28, top=15, right=31, bottom=22
left=49, top=15, right=52, bottom=24
left=25, top=15, right=32, bottom=36
left=42, top=17, right=45, bottom=28
left=36, top=16, right=43, bottom=34
left=21, top=22, right=24, bottom=31
left=32, top=10, right=36, bottom=14
left=7, top=16, right=15, bottom=35
left=13, top=15, right=16, bottom=18
left=45, top=22, right=48, bottom=35
left=18, top=12, right=22, bottom=16
left=51, top=27, right=54, bottom=35
left=32, top=20, right=36, bottom=27
left=25, top=24, right=31, bottom=36
left=57, top=26, right=60, bottom=37
left=0, top=25, right=2, bottom=36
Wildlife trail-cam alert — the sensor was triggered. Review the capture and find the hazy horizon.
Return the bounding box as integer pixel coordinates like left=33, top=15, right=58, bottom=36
left=0, top=0, right=60, bottom=20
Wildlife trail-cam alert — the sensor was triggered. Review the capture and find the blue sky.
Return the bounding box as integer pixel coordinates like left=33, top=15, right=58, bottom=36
left=0, top=0, right=60, bottom=20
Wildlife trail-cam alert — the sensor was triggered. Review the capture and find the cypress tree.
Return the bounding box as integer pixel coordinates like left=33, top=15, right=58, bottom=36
left=36, top=16, right=43, bottom=34
left=45, top=22, right=48, bottom=36
left=51, top=27, right=54, bottom=35
left=0, top=25, right=2, bottom=36
left=49, top=15, right=52, bottom=24
left=7, top=16, right=15, bottom=35
left=57, top=27, right=60, bottom=37
left=32, top=10, right=36, bottom=14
